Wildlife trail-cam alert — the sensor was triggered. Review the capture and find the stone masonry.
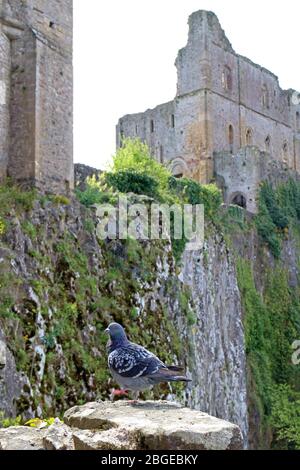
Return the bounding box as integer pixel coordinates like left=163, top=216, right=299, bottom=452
left=117, top=10, right=300, bottom=211
left=0, top=0, right=73, bottom=194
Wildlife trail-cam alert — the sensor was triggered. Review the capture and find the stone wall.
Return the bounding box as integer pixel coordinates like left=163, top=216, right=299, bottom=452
left=0, top=30, right=10, bottom=179
left=0, top=0, right=73, bottom=193
left=214, top=146, right=300, bottom=213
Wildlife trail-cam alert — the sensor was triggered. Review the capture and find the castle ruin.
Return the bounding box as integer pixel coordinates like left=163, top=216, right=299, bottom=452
left=0, top=0, right=73, bottom=193
left=117, top=10, right=300, bottom=212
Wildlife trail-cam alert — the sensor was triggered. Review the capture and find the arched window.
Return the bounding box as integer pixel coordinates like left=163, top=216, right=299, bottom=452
left=282, top=141, right=289, bottom=162
left=222, top=66, right=232, bottom=91
left=246, top=128, right=253, bottom=145
left=265, top=135, right=271, bottom=151
left=228, top=125, right=234, bottom=153
left=119, top=130, right=124, bottom=147
left=296, top=112, right=300, bottom=131
left=262, top=84, right=269, bottom=109
left=159, top=145, right=164, bottom=164
left=171, top=114, right=175, bottom=128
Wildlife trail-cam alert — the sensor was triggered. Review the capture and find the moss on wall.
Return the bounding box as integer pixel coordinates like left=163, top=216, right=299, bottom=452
left=0, top=182, right=189, bottom=418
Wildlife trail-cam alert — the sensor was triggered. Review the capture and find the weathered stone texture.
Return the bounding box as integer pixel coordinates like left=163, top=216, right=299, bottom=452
left=74, top=163, right=102, bottom=191
left=179, top=232, right=248, bottom=445
left=64, top=401, right=244, bottom=450
left=0, top=401, right=243, bottom=450
left=117, top=10, right=300, bottom=209
left=0, top=31, right=10, bottom=179
left=214, top=147, right=300, bottom=213
left=0, top=0, right=73, bottom=193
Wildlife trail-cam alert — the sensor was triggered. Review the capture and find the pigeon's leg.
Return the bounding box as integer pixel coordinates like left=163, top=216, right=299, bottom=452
left=113, top=389, right=129, bottom=396
left=110, top=388, right=129, bottom=400
left=127, top=390, right=140, bottom=404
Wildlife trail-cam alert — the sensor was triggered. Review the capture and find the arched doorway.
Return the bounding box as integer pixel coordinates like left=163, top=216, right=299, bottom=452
left=231, top=193, right=247, bottom=209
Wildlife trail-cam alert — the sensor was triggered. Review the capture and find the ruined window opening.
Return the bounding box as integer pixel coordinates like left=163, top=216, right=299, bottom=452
left=246, top=128, right=253, bottom=145
left=174, top=173, right=183, bottom=179
left=296, top=112, right=300, bottom=131
left=282, top=141, right=289, bottom=162
left=231, top=194, right=247, bottom=209
left=228, top=125, right=234, bottom=153
left=49, top=21, right=55, bottom=28
left=265, top=135, right=271, bottom=151
left=160, top=145, right=164, bottom=164
left=135, top=124, right=138, bottom=135
left=222, top=66, right=232, bottom=91
left=150, top=120, right=154, bottom=133
left=262, top=84, right=269, bottom=109
left=171, top=114, right=175, bottom=128
left=120, top=130, right=124, bottom=146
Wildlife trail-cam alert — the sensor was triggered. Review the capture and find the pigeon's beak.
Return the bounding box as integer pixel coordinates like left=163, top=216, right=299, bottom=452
left=105, top=327, right=109, bottom=334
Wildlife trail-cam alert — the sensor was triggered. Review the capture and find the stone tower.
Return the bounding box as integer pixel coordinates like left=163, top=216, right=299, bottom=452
left=0, top=0, right=73, bottom=193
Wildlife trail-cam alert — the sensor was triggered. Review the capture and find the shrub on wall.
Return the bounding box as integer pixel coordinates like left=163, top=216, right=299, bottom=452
left=255, top=180, right=300, bottom=258
left=105, top=170, right=159, bottom=199
left=168, top=177, right=222, bottom=218
left=111, top=138, right=171, bottom=192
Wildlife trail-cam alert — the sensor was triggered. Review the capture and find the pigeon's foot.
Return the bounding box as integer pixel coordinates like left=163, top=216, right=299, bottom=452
left=110, top=388, right=129, bottom=400
left=112, top=389, right=128, bottom=397
left=127, top=390, right=140, bottom=404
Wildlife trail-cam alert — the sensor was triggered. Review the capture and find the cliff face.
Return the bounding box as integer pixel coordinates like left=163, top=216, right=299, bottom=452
left=180, top=232, right=248, bottom=445
left=0, top=182, right=299, bottom=449
left=0, top=187, right=248, bottom=445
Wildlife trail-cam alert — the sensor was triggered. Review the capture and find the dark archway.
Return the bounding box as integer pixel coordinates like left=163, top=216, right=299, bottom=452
left=231, top=193, right=247, bottom=209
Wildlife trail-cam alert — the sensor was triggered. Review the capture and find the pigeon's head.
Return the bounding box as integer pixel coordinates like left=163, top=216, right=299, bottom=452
left=105, top=322, right=128, bottom=344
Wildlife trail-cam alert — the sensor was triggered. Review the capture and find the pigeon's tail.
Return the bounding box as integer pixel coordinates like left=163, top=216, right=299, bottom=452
left=149, top=367, right=191, bottom=384
left=166, top=365, right=185, bottom=372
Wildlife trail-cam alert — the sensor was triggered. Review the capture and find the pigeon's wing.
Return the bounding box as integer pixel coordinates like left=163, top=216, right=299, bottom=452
left=108, top=343, right=166, bottom=379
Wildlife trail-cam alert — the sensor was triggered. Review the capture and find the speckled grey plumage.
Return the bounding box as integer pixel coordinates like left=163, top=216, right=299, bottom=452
left=105, top=323, right=190, bottom=393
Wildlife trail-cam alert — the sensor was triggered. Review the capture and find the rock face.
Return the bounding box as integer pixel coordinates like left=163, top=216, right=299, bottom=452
left=0, top=422, right=74, bottom=451
left=0, top=401, right=243, bottom=450
left=179, top=231, right=248, bottom=445
left=0, top=194, right=248, bottom=446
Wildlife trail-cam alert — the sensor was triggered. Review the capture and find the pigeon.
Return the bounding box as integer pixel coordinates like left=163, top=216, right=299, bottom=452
left=105, top=322, right=190, bottom=398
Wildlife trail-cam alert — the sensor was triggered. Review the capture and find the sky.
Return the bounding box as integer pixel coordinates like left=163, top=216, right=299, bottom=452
left=74, top=0, right=300, bottom=170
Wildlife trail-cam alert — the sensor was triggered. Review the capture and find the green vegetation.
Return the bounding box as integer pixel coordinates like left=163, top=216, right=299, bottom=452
left=105, top=170, right=159, bottom=199
left=168, top=177, right=222, bottom=219
left=0, top=179, right=36, bottom=215
left=111, top=138, right=171, bottom=193
left=237, top=259, right=300, bottom=449
left=0, top=179, right=187, bottom=417
left=255, top=180, right=300, bottom=257
left=75, top=175, right=117, bottom=206
left=48, top=195, right=71, bottom=206
left=0, top=413, right=22, bottom=428
left=76, top=138, right=222, bottom=263
left=269, top=384, right=300, bottom=449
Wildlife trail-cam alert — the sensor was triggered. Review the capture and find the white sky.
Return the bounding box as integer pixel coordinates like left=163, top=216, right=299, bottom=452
left=74, top=0, right=300, bottom=170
